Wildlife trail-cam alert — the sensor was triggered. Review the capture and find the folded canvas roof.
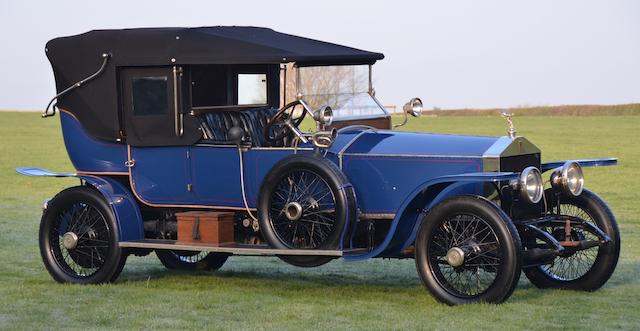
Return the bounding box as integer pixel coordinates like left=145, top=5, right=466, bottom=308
left=46, top=26, right=384, bottom=141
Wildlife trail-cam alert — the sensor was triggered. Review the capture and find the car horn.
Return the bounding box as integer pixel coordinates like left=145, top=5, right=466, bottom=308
left=311, top=128, right=337, bottom=149
left=310, top=106, right=336, bottom=148
left=393, top=97, right=423, bottom=128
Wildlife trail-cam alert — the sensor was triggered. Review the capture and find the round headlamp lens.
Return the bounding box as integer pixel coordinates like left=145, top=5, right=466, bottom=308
left=562, top=161, right=584, bottom=196
left=411, top=98, right=423, bottom=116
left=403, top=97, right=423, bottom=117
left=520, top=166, right=543, bottom=203
left=323, top=106, right=333, bottom=126
left=313, top=105, right=333, bottom=126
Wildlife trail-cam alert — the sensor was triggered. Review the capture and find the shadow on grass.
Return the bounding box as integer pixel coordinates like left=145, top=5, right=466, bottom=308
left=103, top=256, right=640, bottom=305
left=119, top=260, right=420, bottom=288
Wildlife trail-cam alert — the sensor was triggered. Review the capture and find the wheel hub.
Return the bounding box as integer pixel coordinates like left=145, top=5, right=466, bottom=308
left=446, top=247, right=465, bottom=267
left=62, top=232, right=79, bottom=250
left=284, top=202, right=303, bottom=221
left=307, top=197, right=319, bottom=209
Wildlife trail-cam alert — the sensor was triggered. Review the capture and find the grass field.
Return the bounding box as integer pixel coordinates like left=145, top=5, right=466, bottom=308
left=1, top=112, right=639, bottom=330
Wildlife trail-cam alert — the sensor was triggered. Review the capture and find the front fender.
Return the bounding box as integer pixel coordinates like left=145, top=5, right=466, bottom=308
left=541, top=158, right=617, bottom=172
left=16, top=167, right=144, bottom=241
left=344, top=172, right=518, bottom=261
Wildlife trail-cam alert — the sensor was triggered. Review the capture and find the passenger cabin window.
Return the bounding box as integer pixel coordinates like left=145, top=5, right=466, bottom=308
left=120, top=66, right=203, bottom=146
left=131, top=76, right=169, bottom=116
left=190, top=65, right=229, bottom=107
left=190, top=64, right=276, bottom=110
left=237, top=74, right=267, bottom=105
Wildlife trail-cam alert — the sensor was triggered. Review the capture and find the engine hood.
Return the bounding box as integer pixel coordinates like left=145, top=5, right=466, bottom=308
left=329, top=129, right=540, bottom=171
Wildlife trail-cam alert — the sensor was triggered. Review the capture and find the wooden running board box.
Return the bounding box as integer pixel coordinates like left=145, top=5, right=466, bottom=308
left=176, top=211, right=235, bottom=245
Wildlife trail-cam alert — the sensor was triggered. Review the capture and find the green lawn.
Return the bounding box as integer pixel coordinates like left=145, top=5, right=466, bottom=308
left=1, top=112, right=639, bottom=330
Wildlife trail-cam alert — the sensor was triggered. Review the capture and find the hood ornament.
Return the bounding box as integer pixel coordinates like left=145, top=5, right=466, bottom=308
left=501, top=112, right=517, bottom=139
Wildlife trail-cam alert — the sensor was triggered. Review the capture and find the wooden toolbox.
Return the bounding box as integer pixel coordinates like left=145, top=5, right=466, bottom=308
left=176, top=211, right=235, bottom=245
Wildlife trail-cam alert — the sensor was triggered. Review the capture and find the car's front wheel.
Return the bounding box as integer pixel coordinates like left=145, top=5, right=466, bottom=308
left=523, top=189, right=620, bottom=290
left=415, top=196, right=522, bottom=305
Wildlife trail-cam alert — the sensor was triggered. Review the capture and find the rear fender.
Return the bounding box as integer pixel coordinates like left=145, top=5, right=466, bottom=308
left=16, top=167, right=144, bottom=241
left=344, top=172, right=518, bottom=261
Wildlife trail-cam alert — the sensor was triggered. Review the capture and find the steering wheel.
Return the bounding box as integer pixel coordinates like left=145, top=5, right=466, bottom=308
left=264, top=100, right=308, bottom=142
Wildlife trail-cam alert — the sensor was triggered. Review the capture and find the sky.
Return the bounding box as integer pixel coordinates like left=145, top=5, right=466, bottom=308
left=0, top=0, right=638, bottom=110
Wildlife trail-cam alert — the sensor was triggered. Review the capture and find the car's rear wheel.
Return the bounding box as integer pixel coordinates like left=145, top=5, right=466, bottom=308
left=258, top=154, right=356, bottom=267
left=415, top=196, right=522, bottom=305
left=39, top=186, right=126, bottom=284
left=523, top=189, right=620, bottom=290
left=156, top=250, right=228, bottom=271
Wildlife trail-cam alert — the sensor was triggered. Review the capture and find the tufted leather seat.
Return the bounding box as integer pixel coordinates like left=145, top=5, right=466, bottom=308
left=198, top=107, right=283, bottom=147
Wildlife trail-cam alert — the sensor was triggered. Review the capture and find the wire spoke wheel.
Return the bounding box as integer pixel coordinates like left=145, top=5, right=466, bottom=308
left=50, top=202, right=111, bottom=278
left=523, top=189, right=620, bottom=290
left=541, top=204, right=599, bottom=281
left=269, top=169, right=336, bottom=249
left=39, top=186, right=124, bottom=284
left=259, top=155, right=356, bottom=268
left=173, top=251, right=210, bottom=263
left=155, top=250, right=228, bottom=271
left=428, top=214, right=501, bottom=297
left=415, top=196, right=521, bottom=305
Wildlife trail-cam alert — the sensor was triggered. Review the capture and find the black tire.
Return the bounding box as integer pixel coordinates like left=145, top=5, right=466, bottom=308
left=523, top=189, right=620, bottom=290
left=415, top=196, right=522, bottom=305
left=155, top=250, right=228, bottom=271
left=258, top=154, right=357, bottom=267
left=39, top=186, right=125, bottom=284
left=111, top=254, right=128, bottom=282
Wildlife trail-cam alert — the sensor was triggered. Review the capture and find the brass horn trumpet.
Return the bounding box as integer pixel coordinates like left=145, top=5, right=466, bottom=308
left=310, top=129, right=337, bottom=149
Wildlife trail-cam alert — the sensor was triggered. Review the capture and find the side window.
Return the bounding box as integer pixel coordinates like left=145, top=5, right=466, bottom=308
left=131, top=76, right=169, bottom=116
left=237, top=73, right=267, bottom=105
left=120, top=67, right=202, bottom=146
left=190, top=64, right=276, bottom=109
left=191, top=65, right=229, bottom=107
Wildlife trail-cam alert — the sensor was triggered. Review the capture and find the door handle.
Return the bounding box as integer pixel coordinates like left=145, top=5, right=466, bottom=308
left=173, top=66, right=184, bottom=137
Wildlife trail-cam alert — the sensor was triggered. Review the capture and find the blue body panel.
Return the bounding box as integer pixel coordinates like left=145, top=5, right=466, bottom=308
left=21, top=116, right=618, bottom=258
left=341, top=155, right=484, bottom=214
left=16, top=167, right=144, bottom=241
left=129, top=146, right=192, bottom=205
left=327, top=129, right=499, bottom=215
left=329, top=129, right=499, bottom=215
left=130, top=146, right=311, bottom=208
left=82, top=175, right=145, bottom=241
left=60, top=110, right=128, bottom=173
left=343, top=172, right=520, bottom=260
left=339, top=130, right=498, bottom=156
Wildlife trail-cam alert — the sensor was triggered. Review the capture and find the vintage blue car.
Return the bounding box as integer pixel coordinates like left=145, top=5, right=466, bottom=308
left=18, top=26, right=620, bottom=305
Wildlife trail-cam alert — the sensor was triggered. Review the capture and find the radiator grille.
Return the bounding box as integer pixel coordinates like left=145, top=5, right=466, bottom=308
left=500, top=153, right=541, bottom=172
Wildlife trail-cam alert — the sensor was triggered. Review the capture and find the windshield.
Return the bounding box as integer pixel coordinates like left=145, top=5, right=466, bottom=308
left=297, top=65, right=388, bottom=120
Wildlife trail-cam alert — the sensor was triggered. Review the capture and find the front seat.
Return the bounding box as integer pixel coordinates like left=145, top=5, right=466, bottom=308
left=199, top=107, right=283, bottom=147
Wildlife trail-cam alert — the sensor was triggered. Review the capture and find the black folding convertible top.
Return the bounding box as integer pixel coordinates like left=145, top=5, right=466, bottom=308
left=46, top=26, right=385, bottom=142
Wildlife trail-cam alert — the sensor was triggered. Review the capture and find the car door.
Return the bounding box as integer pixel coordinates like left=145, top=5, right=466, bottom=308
left=121, top=66, right=200, bottom=205
left=189, top=147, right=301, bottom=209
left=120, top=66, right=201, bottom=146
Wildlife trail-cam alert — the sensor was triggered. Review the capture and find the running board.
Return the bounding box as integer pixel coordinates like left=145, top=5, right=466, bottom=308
left=119, top=240, right=345, bottom=257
